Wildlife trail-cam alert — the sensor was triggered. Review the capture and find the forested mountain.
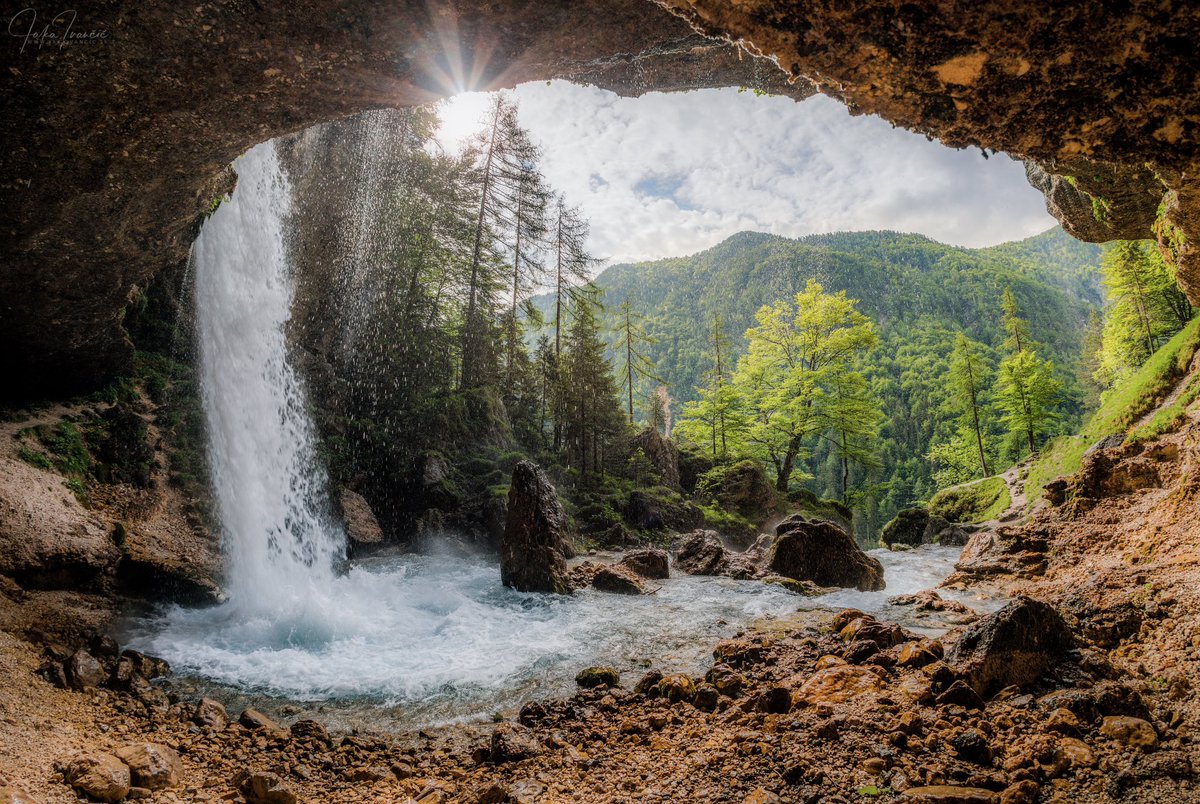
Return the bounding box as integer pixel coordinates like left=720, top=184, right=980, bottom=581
left=535, top=227, right=1104, bottom=535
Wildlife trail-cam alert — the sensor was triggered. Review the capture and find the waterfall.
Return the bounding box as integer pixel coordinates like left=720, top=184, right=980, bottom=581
left=193, top=140, right=345, bottom=613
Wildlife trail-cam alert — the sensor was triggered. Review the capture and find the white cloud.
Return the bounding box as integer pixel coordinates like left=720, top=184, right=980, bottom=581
left=437, top=83, right=1055, bottom=265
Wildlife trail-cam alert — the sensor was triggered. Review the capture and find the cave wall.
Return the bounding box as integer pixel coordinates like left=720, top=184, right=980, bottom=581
left=2, top=0, right=1198, bottom=402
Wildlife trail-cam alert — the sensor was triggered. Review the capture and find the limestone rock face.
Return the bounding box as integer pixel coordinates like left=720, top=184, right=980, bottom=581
left=946, top=597, right=1074, bottom=696
left=65, top=753, right=131, bottom=803
left=501, top=462, right=572, bottom=594
left=630, top=427, right=681, bottom=489
left=767, top=516, right=885, bottom=592
left=339, top=488, right=384, bottom=547
left=0, top=457, right=119, bottom=590
left=4, top=0, right=1200, bottom=401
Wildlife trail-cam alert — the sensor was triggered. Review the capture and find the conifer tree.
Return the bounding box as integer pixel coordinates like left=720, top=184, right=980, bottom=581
left=1000, top=286, right=1036, bottom=355
left=945, top=333, right=994, bottom=478
left=821, top=367, right=883, bottom=503
left=615, top=299, right=664, bottom=422
left=560, top=292, right=625, bottom=476
left=995, top=350, right=1061, bottom=457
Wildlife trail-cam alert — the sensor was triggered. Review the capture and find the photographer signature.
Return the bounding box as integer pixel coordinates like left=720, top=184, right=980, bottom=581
left=9, top=8, right=109, bottom=53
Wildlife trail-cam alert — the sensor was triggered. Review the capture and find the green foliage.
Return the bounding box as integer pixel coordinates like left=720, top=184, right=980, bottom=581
left=541, top=226, right=1101, bottom=536
left=994, top=349, right=1062, bottom=457
left=1026, top=315, right=1200, bottom=503
left=1094, top=240, right=1195, bottom=389
left=17, top=444, right=54, bottom=470
left=928, top=476, right=1010, bottom=523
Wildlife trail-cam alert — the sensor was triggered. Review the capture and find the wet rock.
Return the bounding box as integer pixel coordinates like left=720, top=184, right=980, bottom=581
left=194, top=697, right=228, bottom=730
left=489, top=723, right=544, bottom=763
left=617, top=548, right=669, bottom=579
left=936, top=681, right=985, bottom=710
left=239, top=771, right=298, bottom=804
left=706, top=663, right=747, bottom=697
left=999, top=780, right=1039, bottom=804
left=658, top=673, right=696, bottom=703
left=795, top=665, right=883, bottom=705
left=1054, top=737, right=1096, bottom=768
left=674, top=530, right=730, bottom=576
left=945, top=597, right=1073, bottom=695
left=881, top=508, right=929, bottom=548
left=767, top=516, right=884, bottom=591
left=1045, top=707, right=1080, bottom=734
left=634, top=670, right=664, bottom=696
left=290, top=719, right=330, bottom=743
left=714, top=636, right=771, bottom=667
left=761, top=575, right=827, bottom=595
left=1100, top=715, right=1159, bottom=749
left=117, top=649, right=170, bottom=680
left=924, top=515, right=972, bottom=546
left=693, top=683, right=720, bottom=711
left=64, top=753, right=131, bottom=803
left=630, top=426, right=681, bottom=489
left=950, top=729, right=993, bottom=764
left=517, top=700, right=547, bottom=725
left=590, top=564, right=647, bottom=595
left=65, top=648, right=107, bottom=691
left=501, top=462, right=572, bottom=594
left=240, top=708, right=286, bottom=735
left=575, top=666, right=620, bottom=689
left=115, top=743, right=182, bottom=790
left=889, top=591, right=974, bottom=615
left=902, top=786, right=998, bottom=803
left=898, top=640, right=944, bottom=668
left=340, top=488, right=384, bottom=548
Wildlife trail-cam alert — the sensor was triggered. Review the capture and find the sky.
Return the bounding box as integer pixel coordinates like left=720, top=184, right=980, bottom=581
left=436, top=82, right=1056, bottom=266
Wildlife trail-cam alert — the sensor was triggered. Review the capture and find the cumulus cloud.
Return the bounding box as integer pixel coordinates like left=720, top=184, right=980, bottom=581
left=437, top=83, right=1055, bottom=265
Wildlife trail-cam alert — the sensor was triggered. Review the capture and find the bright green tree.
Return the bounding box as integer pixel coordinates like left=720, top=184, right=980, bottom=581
left=1097, top=240, right=1196, bottom=387
left=995, top=349, right=1061, bottom=457
left=731, top=280, right=878, bottom=491
left=821, top=368, right=883, bottom=503
left=944, top=333, right=994, bottom=478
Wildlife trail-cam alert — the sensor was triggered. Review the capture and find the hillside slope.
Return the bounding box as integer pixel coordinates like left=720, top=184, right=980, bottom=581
left=537, top=226, right=1103, bottom=535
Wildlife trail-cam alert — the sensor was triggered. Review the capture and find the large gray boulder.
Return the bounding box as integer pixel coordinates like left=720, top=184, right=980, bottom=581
left=767, top=515, right=885, bottom=592
left=501, top=462, right=572, bottom=594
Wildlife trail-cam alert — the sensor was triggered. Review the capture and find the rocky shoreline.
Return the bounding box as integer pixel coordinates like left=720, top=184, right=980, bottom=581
left=2, top=398, right=1199, bottom=803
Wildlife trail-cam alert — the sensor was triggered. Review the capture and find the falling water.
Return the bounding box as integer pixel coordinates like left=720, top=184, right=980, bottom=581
left=192, top=141, right=345, bottom=612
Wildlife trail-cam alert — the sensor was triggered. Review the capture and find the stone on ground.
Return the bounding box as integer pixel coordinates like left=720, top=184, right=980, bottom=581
left=64, top=753, right=131, bottom=803
left=617, top=548, right=669, bottom=579
left=945, top=596, right=1074, bottom=695
left=115, top=743, right=182, bottom=790
left=767, top=515, right=884, bottom=591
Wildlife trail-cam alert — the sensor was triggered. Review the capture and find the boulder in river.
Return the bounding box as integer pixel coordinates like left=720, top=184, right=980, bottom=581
left=880, top=508, right=929, bottom=548
left=673, top=529, right=758, bottom=579
left=591, top=564, right=647, bottom=595
left=339, top=488, right=384, bottom=549
left=946, top=596, right=1074, bottom=696
left=767, top=515, right=885, bottom=591
left=617, top=548, right=669, bottom=579
left=500, top=461, right=572, bottom=594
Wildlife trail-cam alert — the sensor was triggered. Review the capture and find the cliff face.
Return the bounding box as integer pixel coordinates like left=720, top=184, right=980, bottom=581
left=2, top=0, right=1199, bottom=400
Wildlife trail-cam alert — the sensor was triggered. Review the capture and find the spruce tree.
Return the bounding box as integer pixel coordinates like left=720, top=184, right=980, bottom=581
left=995, top=350, right=1061, bottom=457
left=561, top=292, right=625, bottom=476
left=946, top=333, right=994, bottom=478
left=615, top=299, right=664, bottom=422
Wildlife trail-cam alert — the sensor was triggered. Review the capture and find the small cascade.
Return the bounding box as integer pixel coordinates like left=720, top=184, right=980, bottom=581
left=192, top=140, right=345, bottom=613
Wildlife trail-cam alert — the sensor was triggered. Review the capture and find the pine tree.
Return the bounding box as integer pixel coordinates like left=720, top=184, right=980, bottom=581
left=995, top=349, right=1061, bottom=457
left=560, top=292, right=626, bottom=476
left=1096, top=241, right=1196, bottom=387
left=549, top=195, right=596, bottom=450
left=615, top=299, right=664, bottom=422
left=1001, top=286, right=1037, bottom=355
left=945, top=333, right=994, bottom=478
left=460, top=94, right=544, bottom=388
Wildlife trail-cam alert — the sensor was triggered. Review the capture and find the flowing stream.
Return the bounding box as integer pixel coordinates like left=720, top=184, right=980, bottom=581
left=127, top=138, right=989, bottom=732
